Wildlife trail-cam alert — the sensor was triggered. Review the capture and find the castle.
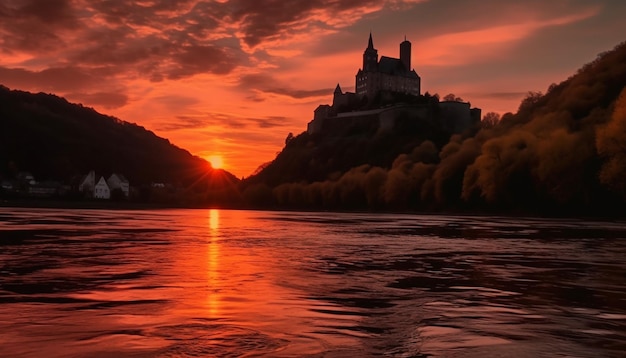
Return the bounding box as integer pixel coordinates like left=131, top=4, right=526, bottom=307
left=307, top=33, right=480, bottom=135
left=357, top=33, right=421, bottom=98
left=330, top=33, right=421, bottom=112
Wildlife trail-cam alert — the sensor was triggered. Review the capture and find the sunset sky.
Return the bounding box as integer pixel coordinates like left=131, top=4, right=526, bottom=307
left=1, top=0, right=625, bottom=177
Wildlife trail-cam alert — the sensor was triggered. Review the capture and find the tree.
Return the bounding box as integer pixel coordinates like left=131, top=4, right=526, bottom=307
left=517, top=91, right=543, bottom=113
left=443, top=93, right=463, bottom=102
left=597, top=88, right=626, bottom=197
left=481, top=112, right=501, bottom=128
left=285, top=132, right=294, bottom=146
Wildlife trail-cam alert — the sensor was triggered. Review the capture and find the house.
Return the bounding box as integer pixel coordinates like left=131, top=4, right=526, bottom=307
left=107, top=173, right=130, bottom=197
left=79, top=170, right=128, bottom=199
left=94, top=176, right=110, bottom=199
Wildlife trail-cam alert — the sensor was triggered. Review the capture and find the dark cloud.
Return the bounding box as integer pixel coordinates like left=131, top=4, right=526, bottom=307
left=70, top=28, right=161, bottom=67
left=0, top=0, right=75, bottom=52
left=0, top=0, right=406, bottom=90
left=257, top=116, right=289, bottom=128
left=0, top=0, right=242, bottom=83
left=264, top=87, right=332, bottom=99
left=230, top=0, right=381, bottom=48
left=168, top=45, right=238, bottom=79
left=476, top=92, right=528, bottom=100
left=153, top=95, right=201, bottom=109
left=19, top=0, right=77, bottom=25
left=158, top=113, right=289, bottom=131
left=239, top=73, right=331, bottom=99
left=68, top=91, right=129, bottom=109
left=0, top=66, right=99, bottom=91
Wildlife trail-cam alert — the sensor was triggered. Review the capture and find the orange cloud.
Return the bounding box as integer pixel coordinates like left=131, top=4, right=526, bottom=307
left=417, top=6, right=600, bottom=66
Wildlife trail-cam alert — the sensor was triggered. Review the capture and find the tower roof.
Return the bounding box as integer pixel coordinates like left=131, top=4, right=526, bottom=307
left=367, top=32, right=374, bottom=49
left=334, top=83, right=342, bottom=94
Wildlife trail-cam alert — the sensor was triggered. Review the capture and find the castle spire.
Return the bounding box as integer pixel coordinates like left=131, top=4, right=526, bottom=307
left=363, top=32, right=378, bottom=71
left=334, top=83, right=342, bottom=94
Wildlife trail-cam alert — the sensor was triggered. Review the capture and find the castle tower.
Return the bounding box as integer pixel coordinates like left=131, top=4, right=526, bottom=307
left=362, top=32, right=378, bottom=72
left=400, top=36, right=411, bottom=71
left=334, top=83, right=342, bottom=95
left=332, top=83, right=343, bottom=108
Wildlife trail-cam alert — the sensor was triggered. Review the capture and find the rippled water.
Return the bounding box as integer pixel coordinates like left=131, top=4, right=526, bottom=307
left=1, top=208, right=626, bottom=357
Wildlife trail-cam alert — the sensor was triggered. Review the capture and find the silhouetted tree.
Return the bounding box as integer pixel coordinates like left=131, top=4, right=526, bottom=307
left=285, top=132, right=294, bottom=146
left=481, top=112, right=501, bottom=128
left=597, top=88, right=626, bottom=197
left=443, top=93, right=463, bottom=102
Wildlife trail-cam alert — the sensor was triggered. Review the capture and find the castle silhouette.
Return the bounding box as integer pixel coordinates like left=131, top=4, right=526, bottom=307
left=331, top=33, right=421, bottom=111
left=357, top=33, right=421, bottom=98
left=308, top=33, right=480, bottom=135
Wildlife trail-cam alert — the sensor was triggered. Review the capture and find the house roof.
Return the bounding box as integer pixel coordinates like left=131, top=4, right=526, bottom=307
left=108, top=173, right=129, bottom=183
left=95, top=176, right=109, bottom=187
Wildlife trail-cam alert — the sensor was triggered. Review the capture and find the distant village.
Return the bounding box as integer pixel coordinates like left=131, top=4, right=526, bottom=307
left=307, top=33, right=481, bottom=135
left=0, top=170, right=174, bottom=201
left=0, top=170, right=133, bottom=200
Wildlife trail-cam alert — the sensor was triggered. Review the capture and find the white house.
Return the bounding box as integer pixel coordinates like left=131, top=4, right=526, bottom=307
left=94, top=176, right=111, bottom=199
left=107, top=173, right=130, bottom=197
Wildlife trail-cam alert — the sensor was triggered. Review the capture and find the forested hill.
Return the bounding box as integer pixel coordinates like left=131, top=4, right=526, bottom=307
left=0, top=86, right=238, bottom=189
left=242, top=41, right=626, bottom=215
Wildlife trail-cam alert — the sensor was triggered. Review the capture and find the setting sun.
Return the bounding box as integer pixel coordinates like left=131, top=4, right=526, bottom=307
left=207, top=155, right=224, bottom=169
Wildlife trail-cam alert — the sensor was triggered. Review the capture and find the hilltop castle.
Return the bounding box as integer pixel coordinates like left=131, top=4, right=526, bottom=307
left=357, top=33, right=421, bottom=98
left=308, top=33, right=480, bottom=135
left=331, top=33, right=421, bottom=111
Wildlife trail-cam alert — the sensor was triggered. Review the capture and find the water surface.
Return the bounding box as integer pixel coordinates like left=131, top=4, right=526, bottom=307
left=1, top=208, right=625, bottom=357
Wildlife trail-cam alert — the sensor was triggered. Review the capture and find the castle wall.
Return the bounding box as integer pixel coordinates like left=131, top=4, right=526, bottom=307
left=310, top=102, right=477, bottom=136
left=379, top=73, right=420, bottom=97
left=379, top=105, right=430, bottom=131
left=333, top=92, right=358, bottom=112
left=439, top=101, right=476, bottom=133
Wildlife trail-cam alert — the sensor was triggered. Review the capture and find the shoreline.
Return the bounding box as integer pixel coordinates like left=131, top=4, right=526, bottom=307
left=1, top=198, right=624, bottom=221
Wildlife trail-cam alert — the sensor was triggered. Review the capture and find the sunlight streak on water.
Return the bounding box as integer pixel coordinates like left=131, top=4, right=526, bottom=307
left=207, top=208, right=220, bottom=318
left=0, top=208, right=626, bottom=357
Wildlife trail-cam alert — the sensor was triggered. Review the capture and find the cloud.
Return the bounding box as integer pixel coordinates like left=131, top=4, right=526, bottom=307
left=239, top=73, right=332, bottom=100
left=0, top=66, right=99, bottom=92
left=157, top=112, right=290, bottom=131
left=0, top=1, right=243, bottom=81
left=168, top=45, right=239, bottom=79
left=475, top=92, right=528, bottom=100
left=0, top=0, right=433, bottom=90
left=230, top=0, right=382, bottom=48
left=415, top=3, right=600, bottom=66
left=14, top=0, right=77, bottom=25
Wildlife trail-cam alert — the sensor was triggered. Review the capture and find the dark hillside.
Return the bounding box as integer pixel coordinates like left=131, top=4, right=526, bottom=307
left=0, top=86, right=239, bottom=203
left=246, top=98, right=455, bottom=187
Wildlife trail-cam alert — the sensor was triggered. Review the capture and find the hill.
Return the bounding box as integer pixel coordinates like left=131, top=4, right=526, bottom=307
left=0, top=86, right=239, bottom=205
left=242, top=41, right=626, bottom=215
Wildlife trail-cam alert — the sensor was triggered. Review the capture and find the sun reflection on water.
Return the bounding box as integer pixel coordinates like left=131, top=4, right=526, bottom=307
left=207, top=209, right=220, bottom=317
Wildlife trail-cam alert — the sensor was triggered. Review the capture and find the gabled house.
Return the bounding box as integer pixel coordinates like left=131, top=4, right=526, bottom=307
left=94, top=176, right=110, bottom=199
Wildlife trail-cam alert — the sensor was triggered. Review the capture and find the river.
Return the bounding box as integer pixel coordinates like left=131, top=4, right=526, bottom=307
left=0, top=208, right=625, bottom=357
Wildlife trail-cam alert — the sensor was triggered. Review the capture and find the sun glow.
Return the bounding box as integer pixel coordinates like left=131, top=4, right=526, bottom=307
left=207, top=155, right=224, bottom=169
